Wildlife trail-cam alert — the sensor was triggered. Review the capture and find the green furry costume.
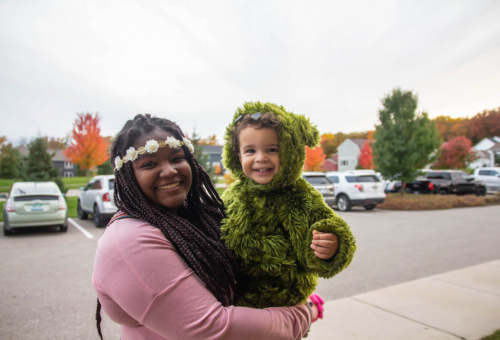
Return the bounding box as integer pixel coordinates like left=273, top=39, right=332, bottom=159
left=221, top=102, right=357, bottom=308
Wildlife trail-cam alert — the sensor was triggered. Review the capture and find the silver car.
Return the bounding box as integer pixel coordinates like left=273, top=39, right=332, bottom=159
left=302, top=172, right=336, bottom=207
left=77, top=175, right=117, bottom=227
left=3, top=182, right=68, bottom=236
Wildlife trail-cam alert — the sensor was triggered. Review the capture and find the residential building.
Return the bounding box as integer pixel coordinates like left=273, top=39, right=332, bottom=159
left=322, top=153, right=338, bottom=171
left=470, top=137, right=500, bottom=168
left=202, top=145, right=225, bottom=174
left=16, top=146, right=77, bottom=178
left=337, top=139, right=372, bottom=172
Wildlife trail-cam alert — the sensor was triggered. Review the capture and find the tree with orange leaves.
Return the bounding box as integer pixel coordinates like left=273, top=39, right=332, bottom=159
left=63, top=112, right=110, bottom=183
left=358, top=141, right=373, bottom=169
left=304, top=146, right=326, bottom=172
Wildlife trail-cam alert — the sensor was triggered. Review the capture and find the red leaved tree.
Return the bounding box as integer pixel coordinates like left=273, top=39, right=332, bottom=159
left=63, top=113, right=110, bottom=182
left=304, top=146, right=326, bottom=172
left=435, top=136, right=476, bottom=169
left=358, top=140, right=373, bottom=169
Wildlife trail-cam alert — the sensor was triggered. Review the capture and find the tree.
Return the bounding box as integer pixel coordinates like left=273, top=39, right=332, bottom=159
left=304, top=146, right=326, bottom=172
left=468, top=108, right=500, bottom=144
left=199, top=134, right=219, bottom=146
left=434, top=136, right=476, bottom=169
left=358, top=141, right=373, bottom=169
left=372, top=88, right=441, bottom=193
left=45, top=136, right=68, bottom=150
left=0, top=143, right=22, bottom=178
left=63, top=113, right=110, bottom=183
left=21, top=137, right=64, bottom=191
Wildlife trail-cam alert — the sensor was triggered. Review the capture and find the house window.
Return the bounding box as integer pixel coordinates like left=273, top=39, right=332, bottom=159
left=64, top=161, right=74, bottom=169
left=341, top=160, right=348, bottom=166
left=64, top=172, right=74, bottom=178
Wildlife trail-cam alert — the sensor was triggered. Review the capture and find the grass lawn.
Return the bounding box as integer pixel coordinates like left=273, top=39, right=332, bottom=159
left=65, top=196, right=78, bottom=218
left=379, top=192, right=500, bottom=210
left=481, top=330, right=500, bottom=340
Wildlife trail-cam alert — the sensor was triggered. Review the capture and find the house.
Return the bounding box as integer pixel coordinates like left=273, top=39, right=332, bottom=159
left=202, top=145, right=225, bottom=175
left=322, top=153, right=338, bottom=171
left=16, top=146, right=77, bottom=178
left=337, top=139, right=372, bottom=172
left=469, top=137, right=500, bottom=168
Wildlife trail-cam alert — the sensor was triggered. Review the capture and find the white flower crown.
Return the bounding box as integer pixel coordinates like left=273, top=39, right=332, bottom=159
left=114, top=137, right=194, bottom=170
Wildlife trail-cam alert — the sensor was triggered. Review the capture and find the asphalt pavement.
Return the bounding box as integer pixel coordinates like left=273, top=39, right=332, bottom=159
left=0, top=205, right=499, bottom=339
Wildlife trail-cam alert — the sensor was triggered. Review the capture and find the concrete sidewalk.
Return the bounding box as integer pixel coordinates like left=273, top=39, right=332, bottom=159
left=309, top=260, right=500, bottom=340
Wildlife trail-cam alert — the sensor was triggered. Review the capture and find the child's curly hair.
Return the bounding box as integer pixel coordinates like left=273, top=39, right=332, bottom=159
left=229, top=112, right=281, bottom=167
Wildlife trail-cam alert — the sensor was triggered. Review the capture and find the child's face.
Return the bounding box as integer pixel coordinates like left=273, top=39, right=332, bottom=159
left=238, top=127, right=280, bottom=184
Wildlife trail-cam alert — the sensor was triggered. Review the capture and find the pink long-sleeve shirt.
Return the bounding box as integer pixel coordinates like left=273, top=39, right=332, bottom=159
left=92, top=217, right=311, bottom=340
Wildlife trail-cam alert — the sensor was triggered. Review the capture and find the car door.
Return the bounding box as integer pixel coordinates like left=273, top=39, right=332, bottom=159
left=81, top=181, right=94, bottom=211
left=89, top=179, right=103, bottom=210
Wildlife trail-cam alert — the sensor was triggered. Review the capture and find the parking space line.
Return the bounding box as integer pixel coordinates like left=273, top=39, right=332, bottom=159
left=68, top=218, right=94, bottom=239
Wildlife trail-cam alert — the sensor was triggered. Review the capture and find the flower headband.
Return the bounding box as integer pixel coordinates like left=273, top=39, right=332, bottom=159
left=114, top=137, right=194, bottom=170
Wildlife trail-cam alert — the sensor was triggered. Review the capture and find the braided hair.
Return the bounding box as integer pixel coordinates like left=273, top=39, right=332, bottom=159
left=96, top=114, right=238, bottom=339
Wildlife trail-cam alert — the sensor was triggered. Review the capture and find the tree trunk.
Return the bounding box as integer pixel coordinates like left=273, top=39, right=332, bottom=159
left=400, top=182, right=406, bottom=196
left=86, top=169, right=89, bottom=184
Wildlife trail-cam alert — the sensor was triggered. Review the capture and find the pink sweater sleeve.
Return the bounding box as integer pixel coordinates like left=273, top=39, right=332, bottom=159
left=93, top=219, right=311, bottom=340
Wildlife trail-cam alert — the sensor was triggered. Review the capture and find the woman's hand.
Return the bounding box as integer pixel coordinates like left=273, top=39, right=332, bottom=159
left=310, top=230, right=338, bottom=260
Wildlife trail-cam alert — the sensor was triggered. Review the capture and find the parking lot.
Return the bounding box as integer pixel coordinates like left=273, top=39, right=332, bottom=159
left=1, top=205, right=500, bottom=340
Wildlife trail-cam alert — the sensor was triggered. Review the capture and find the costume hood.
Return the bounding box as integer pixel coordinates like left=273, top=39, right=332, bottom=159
left=222, top=101, right=320, bottom=191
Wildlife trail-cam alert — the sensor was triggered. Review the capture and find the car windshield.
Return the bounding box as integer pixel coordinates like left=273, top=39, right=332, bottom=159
left=345, top=175, right=380, bottom=183
left=304, top=176, right=332, bottom=185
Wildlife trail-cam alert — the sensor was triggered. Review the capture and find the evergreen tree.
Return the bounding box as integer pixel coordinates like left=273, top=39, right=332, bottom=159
left=372, top=88, right=441, bottom=192
left=21, top=137, right=64, bottom=191
left=0, top=143, right=22, bottom=179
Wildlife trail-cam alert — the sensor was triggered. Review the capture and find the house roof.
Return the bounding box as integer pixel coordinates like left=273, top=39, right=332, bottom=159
left=349, top=139, right=373, bottom=148
left=201, top=145, right=223, bottom=154
left=324, top=158, right=337, bottom=165
left=16, top=146, right=70, bottom=162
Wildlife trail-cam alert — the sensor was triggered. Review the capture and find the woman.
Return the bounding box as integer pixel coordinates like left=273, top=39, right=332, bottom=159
left=93, top=114, right=312, bottom=340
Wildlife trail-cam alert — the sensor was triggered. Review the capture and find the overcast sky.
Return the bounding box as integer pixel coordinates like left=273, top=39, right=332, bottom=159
left=1, top=0, right=499, bottom=145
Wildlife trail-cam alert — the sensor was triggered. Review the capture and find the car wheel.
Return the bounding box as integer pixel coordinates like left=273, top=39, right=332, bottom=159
left=336, top=194, right=352, bottom=211
left=94, top=205, right=106, bottom=228
left=77, top=200, right=88, bottom=220
left=475, top=187, right=486, bottom=196
left=3, top=225, right=13, bottom=236
left=438, top=189, right=447, bottom=195
left=60, top=224, right=68, bottom=232
left=364, top=204, right=376, bottom=210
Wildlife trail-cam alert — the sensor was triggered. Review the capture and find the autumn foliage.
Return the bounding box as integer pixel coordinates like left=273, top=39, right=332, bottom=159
left=358, top=141, right=373, bottom=169
left=304, top=146, right=326, bottom=172
left=63, top=113, right=109, bottom=180
left=434, top=136, right=476, bottom=169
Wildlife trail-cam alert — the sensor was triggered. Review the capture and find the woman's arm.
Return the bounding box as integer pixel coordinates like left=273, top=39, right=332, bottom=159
left=93, top=220, right=311, bottom=340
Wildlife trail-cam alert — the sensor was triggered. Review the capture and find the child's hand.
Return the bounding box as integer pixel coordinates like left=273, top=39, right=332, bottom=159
left=311, top=230, right=338, bottom=260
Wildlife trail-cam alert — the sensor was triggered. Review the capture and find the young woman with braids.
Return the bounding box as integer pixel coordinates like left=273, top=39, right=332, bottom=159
left=92, top=114, right=313, bottom=340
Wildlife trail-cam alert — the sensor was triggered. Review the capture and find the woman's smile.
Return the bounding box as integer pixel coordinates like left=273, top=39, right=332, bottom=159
left=131, top=129, right=193, bottom=214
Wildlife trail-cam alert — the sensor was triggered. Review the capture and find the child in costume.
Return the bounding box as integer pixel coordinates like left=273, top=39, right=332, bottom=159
left=221, top=102, right=357, bottom=312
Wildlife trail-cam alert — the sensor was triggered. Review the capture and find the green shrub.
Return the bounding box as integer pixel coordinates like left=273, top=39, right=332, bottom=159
left=65, top=196, right=78, bottom=218
left=0, top=201, right=4, bottom=222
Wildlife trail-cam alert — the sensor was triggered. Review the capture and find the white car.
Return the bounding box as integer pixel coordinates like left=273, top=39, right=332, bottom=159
left=326, top=171, right=386, bottom=211
left=77, top=175, right=117, bottom=227
left=3, top=182, right=67, bottom=236
left=473, top=167, right=500, bottom=193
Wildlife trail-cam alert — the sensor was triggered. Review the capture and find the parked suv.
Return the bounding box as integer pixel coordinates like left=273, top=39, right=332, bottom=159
left=326, top=171, right=386, bottom=211
left=77, top=175, right=117, bottom=227
left=302, top=172, right=335, bottom=207
left=473, top=167, right=500, bottom=193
